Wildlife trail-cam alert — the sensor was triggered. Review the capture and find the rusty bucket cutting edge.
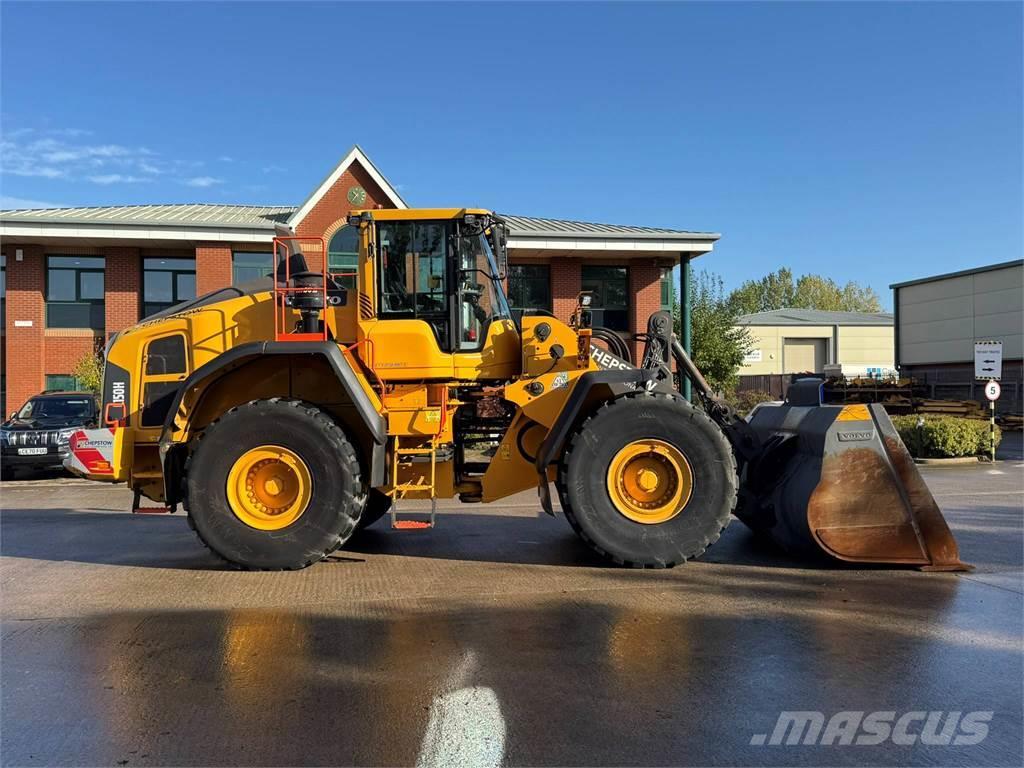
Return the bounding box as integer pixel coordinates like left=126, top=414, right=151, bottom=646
left=740, top=402, right=972, bottom=572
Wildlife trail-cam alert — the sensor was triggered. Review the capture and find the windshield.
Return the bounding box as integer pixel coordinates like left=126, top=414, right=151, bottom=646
left=17, top=397, right=95, bottom=421
left=457, top=231, right=511, bottom=351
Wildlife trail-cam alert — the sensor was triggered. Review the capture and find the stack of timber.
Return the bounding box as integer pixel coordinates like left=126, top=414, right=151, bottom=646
left=914, top=398, right=988, bottom=419
left=820, top=377, right=1018, bottom=424
left=996, top=413, right=1023, bottom=431
left=821, top=377, right=918, bottom=414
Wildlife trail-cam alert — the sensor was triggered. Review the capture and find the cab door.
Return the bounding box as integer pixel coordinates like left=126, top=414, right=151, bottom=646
left=364, top=220, right=455, bottom=381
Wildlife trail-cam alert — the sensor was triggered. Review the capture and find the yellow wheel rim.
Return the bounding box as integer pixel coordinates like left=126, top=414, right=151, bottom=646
left=226, top=445, right=312, bottom=530
left=607, top=439, right=693, bottom=524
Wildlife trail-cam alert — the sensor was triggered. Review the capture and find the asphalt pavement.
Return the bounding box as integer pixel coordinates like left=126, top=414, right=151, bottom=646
left=1, top=444, right=1021, bottom=766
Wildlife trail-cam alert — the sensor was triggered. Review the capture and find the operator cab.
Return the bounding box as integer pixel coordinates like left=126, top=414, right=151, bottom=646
left=370, top=211, right=511, bottom=353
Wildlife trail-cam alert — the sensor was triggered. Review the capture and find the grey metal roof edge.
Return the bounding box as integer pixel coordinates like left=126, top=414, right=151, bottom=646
left=0, top=215, right=285, bottom=230
left=735, top=310, right=894, bottom=326
left=736, top=319, right=894, bottom=327
left=507, top=227, right=720, bottom=241
left=1, top=203, right=716, bottom=240
left=889, top=259, right=1024, bottom=289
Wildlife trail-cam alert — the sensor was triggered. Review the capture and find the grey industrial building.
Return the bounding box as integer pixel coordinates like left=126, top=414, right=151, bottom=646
left=891, top=259, right=1023, bottom=414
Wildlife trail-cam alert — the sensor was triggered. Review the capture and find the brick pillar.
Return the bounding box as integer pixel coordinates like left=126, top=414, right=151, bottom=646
left=551, top=258, right=581, bottom=324
left=4, top=245, right=46, bottom=408
left=196, top=244, right=233, bottom=295
left=105, top=247, right=140, bottom=334
left=630, top=263, right=663, bottom=364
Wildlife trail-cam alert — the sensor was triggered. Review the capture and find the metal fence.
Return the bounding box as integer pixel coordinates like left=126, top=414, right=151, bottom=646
left=735, top=374, right=794, bottom=400
left=903, top=362, right=1022, bottom=416
left=737, top=363, right=1023, bottom=416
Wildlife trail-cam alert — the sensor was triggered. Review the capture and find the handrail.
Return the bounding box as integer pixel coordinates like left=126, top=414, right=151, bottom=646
left=272, top=235, right=328, bottom=342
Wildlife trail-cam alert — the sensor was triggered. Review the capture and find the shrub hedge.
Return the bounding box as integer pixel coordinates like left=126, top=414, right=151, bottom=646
left=891, top=414, right=1001, bottom=459
left=725, top=389, right=776, bottom=417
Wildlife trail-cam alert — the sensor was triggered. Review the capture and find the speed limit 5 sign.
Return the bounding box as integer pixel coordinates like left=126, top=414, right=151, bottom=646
left=984, top=380, right=1001, bottom=402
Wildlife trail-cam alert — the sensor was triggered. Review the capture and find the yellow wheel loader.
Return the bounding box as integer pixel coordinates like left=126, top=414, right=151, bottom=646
left=65, top=208, right=969, bottom=571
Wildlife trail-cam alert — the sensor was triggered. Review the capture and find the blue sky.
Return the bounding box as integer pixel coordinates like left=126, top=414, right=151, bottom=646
left=2, top=1, right=1021, bottom=307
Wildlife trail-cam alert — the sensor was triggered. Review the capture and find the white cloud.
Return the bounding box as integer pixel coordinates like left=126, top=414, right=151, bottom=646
left=262, top=164, right=287, bottom=174
left=219, top=156, right=234, bottom=163
left=88, top=174, right=149, bottom=184
left=0, top=195, right=64, bottom=210
left=0, top=127, right=202, bottom=185
left=183, top=176, right=223, bottom=188
left=47, top=128, right=93, bottom=138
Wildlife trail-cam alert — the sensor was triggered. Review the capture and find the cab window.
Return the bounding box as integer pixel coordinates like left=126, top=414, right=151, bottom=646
left=144, top=335, right=186, bottom=375
left=378, top=222, right=450, bottom=347
left=141, top=334, right=188, bottom=428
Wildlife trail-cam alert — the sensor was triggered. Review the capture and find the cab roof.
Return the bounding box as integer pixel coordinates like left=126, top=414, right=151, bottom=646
left=349, top=207, right=492, bottom=221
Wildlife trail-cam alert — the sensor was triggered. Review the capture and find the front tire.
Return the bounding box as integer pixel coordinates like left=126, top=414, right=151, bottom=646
left=185, top=398, right=365, bottom=570
left=557, top=393, right=737, bottom=568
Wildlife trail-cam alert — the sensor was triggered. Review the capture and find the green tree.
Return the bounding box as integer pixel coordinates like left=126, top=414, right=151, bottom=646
left=678, top=270, right=752, bottom=393
left=72, top=350, right=104, bottom=395
left=793, top=274, right=843, bottom=310
left=839, top=281, right=883, bottom=312
left=728, top=268, right=882, bottom=314
left=727, top=268, right=795, bottom=315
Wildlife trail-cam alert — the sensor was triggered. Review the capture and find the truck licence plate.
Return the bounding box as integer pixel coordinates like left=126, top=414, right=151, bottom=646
left=17, top=447, right=47, bottom=456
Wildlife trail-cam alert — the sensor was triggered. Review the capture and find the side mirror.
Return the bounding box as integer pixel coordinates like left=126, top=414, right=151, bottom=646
left=9, top=412, right=15, bottom=420
left=496, top=226, right=508, bottom=280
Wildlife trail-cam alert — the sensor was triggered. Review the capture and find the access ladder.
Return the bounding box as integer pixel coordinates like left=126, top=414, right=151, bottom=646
left=389, top=436, right=437, bottom=529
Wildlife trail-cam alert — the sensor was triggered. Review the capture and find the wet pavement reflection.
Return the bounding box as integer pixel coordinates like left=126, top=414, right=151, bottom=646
left=1, top=467, right=1022, bottom=766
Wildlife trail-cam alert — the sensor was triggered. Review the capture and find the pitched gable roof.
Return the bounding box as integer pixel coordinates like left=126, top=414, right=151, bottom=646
left=287, top=145, right=407, bottom=229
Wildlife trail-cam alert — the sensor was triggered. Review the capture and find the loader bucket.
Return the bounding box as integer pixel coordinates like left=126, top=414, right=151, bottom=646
left=737, top=395, right=970, bottom=571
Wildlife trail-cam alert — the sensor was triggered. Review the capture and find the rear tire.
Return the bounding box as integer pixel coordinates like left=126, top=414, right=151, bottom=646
left=185, top=398, right=366, bottom=570
left=557, top=393, right=737, bottom=568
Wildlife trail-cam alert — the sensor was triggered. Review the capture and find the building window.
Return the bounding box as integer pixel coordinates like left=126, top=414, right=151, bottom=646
left=1, top=253, right=6, bottom=326
left=142, top=257, right=196, bottom=317
left=232, top=252, right=274, bottom=285
left=581, top=265, right=628, bottom=331
left=660, top=267, right=674, bottom=310
left=507, top=264, right=551, bottom=313
left=327, top=225, right=359, bottom=289
left=44, top=374, right=83, bottom=391
left=46, top=255, right=105, bottom=329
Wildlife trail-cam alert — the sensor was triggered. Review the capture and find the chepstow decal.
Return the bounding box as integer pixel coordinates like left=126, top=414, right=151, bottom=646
left=65, top=428, right=118, bottom=476
left=590, top=343, right=634, bottom=371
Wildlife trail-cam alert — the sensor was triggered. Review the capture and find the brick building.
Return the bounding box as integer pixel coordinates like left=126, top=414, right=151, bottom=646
left=0, top=146, right=719, bottom=411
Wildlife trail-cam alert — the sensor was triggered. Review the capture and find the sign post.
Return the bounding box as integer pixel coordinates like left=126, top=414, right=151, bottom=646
left=984, top=380, right=1001, bottom=462
left=975, top=341, right=1003, bottom=381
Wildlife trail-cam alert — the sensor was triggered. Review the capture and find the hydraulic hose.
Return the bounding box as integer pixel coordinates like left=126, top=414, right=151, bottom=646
left=592, top=327, right=632, bottom=364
